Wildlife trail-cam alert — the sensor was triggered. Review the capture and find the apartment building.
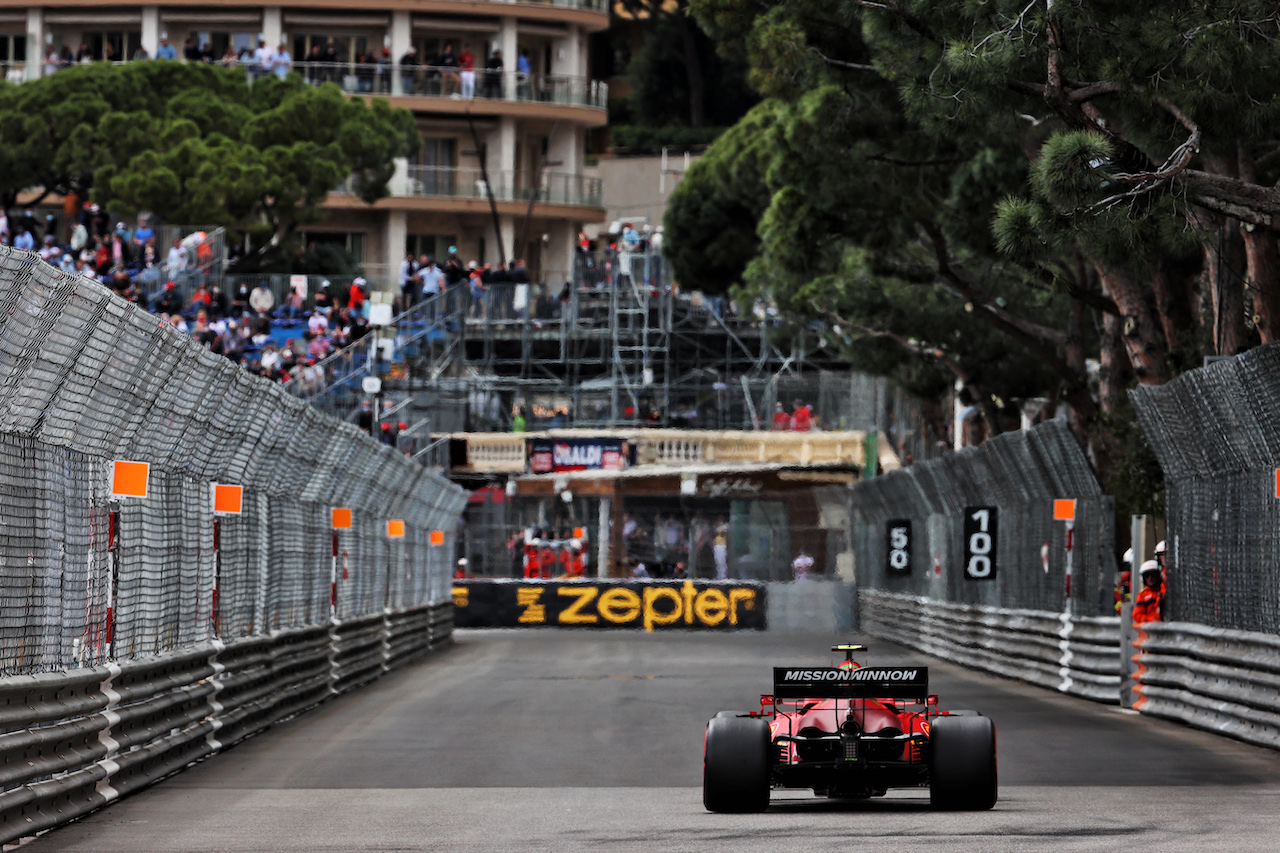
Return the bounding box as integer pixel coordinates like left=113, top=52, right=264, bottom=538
left=1, top=1, right=609, bottom=282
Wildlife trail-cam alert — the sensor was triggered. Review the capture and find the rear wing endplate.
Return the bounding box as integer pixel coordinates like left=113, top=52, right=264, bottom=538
left=772, top=667, right=929, bottom=700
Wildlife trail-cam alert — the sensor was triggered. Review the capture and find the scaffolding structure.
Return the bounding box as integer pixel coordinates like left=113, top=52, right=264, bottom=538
left=289, top=250, right=924, bottom=443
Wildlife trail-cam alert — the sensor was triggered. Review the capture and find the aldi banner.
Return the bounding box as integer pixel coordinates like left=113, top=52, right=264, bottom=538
left=527, top=437, right=631, bottom=474
left=452, top=579, right=766, bottom=631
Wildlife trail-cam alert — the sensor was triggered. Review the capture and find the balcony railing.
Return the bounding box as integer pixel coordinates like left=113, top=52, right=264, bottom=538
left=336, top=166, right=603, bottom=208
left=14, top=57, right=606, bottom=109
left=297, top=61, right=606, bottom=109
left=454, top=430, right=871, bottom=473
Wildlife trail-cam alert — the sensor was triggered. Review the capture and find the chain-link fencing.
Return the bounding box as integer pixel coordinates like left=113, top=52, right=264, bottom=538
left=0, top=246, right=466, bottom=676
left=851, top=419, right=1116, bottom=616
left=1129, top=343, right=1280, bottom=634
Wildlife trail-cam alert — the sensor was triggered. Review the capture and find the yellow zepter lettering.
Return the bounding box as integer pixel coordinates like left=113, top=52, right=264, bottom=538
left=517, top=587, right=546, bottom=623
left=557, top=586, right=599, bottom=624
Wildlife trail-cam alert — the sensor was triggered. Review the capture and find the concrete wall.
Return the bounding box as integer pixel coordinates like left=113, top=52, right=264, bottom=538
left=583, top=152, right=701, bottom=238
left=766, top=582, right=857, bottom=634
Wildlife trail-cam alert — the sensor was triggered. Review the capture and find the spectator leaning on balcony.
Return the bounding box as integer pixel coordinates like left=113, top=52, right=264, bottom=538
left=517, top=48, right=532, bottom=97
left=376, top=48, right=393, bottom=93
left=274, top=44, right=292, bottom=78
left=399, top=46, right=420, bottom=94
left=253, top=39, right=273, bottom=76
left=438, top=42, right=461, bottom=96
left=304, top=44, right=323, bottom=83
left=459, top=43, right=476, bottom=98
left=155, top=37, right=177, bottom=60
left=322, top=41, right=341, bottom=82
left=485, top=48, right=503, bottom=98
left=133, top=44, right=150, bottom=61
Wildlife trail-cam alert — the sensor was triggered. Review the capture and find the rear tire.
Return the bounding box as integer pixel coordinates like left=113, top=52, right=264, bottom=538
left=703, top=715, right=771, bottom=813
left=713, top=710, right=753, bottom=719
left=945, top=710, right=980, bottom=716
left=930, top=715, right=997, bottom=811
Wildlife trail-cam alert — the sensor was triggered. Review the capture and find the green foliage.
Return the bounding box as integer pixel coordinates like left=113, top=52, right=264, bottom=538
left=0, top=62, right=417, bottom=256
left=664, top=102, right=781, bottom=293
left=618, top=0, right=758, bottom=129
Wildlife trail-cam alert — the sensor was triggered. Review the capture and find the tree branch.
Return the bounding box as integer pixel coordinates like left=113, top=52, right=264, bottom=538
left=917, top=219, right=1070, bottom=349
left=812, top=49, right=877, bottom=73
left=833, top=315, right=1004, bottom=438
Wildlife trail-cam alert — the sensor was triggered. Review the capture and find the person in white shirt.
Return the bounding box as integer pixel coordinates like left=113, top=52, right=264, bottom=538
left=791, top=550, right=815, bottom=581
left=307, top=310, right=329, bottom=336
left=253, top=40, right=274, bottom=76
left=166, top=239, right=187, bottom=273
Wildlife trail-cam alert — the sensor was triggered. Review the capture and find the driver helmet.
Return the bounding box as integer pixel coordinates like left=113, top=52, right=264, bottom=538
left=837, top=659, right=861, bottom=672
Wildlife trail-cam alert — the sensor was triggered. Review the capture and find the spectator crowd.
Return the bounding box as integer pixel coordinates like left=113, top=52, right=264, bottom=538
left=1, top=207, right=373, bottom=389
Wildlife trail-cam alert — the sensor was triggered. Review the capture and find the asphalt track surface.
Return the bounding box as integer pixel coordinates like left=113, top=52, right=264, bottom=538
left=17, top=630, right=1280, bottom=852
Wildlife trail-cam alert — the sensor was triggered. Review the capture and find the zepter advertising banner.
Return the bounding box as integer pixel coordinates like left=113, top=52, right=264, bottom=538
left=452, top=580, right=766, bottom=631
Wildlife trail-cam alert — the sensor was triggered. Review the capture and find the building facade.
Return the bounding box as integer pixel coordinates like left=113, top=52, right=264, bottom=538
left=1, top=0, right=609, bottom=283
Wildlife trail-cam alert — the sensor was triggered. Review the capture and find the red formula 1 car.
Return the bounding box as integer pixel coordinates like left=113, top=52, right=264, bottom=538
left=703, top=644, right=997, bottom=812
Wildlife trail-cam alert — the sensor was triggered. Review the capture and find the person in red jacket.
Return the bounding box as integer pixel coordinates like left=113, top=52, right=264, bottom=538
left=1132, top=560, right=1165, bottom=625
left=523, top=542, right=540, bottom=579
left=790, top=399, right=813, bottom=431
left=771, top=402, right=790, bottom=431
left=561, top=541, right=585, bottom=577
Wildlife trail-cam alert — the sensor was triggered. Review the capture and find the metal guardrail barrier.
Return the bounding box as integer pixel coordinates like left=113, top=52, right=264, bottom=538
left=0, top=602, right=451, bottom=847
left=1130, top=343, right=1280, bottom=634
left=1130, top=620, right=1280, bottom=750
left=859, top=589, right=1121, bottom=704
left=0, top=246, right=465, bottom=675
left=852, top=420, right=1117, bottom=616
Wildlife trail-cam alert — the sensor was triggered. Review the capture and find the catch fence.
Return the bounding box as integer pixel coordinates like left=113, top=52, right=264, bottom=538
left=851, top=420, right=1116, bottom=616
left=0, top=246, right=466, bottom=677
left=1130, top=343, right=1280, bottom=634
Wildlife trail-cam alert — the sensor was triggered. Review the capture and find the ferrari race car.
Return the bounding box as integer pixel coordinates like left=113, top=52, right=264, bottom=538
left=703, top=644, right=996, bottom=812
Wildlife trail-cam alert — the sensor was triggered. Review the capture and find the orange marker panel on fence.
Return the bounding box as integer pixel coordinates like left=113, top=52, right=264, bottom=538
left=430, top=530, right=445, bottom=546
left=212, top=484, right=243, bottom=515
left=387, top=519, right=406, bottom=538
left=1053, top=499, right=1077, bottom=521
left=1275, top=469, right=1280, bottom=498
left=573, top=527, right=585, bottom=539
left=111, top=461, right=150, bottom=498
left=332, top=508, right=352, bottom=530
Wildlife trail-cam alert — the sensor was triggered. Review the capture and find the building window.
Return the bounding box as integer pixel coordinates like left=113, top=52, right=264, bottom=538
left=81, top=31, right=141, bottom=62
left=0, top=34, right=27, bottom=69
left=301, top=231, right=366, bottom=263
left=188, top=32, right=259, bottom=61
left=406, top=234, right=456, bottom=263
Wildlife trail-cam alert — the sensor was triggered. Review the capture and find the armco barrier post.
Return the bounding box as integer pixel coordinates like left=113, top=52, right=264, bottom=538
left=1118, top=601, right=1137, bottom=706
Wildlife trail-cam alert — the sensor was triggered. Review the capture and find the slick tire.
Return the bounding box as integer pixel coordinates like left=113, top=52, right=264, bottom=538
left=930, top=714, right=997, bottom=811
left=703, top=715, right=771, bottom=813
left=944, top=710, right=980, bottom=716
left=713, top=710, right=754, bottom=718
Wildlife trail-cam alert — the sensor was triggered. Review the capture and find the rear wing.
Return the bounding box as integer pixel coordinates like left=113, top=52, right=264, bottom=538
left=772, top=667, right=929, bottom=700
